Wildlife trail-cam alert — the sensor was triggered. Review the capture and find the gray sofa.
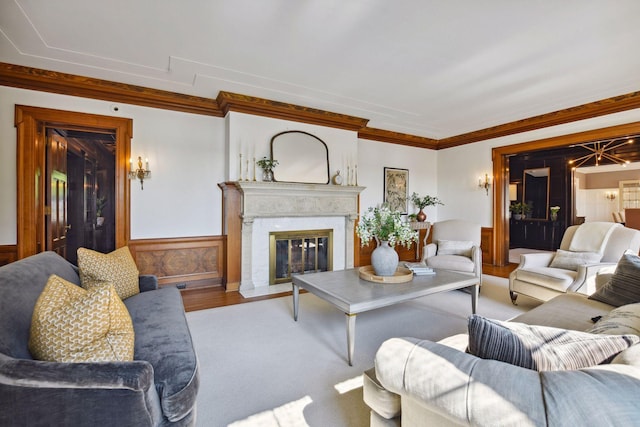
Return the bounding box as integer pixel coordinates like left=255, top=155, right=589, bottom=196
left=364, top=276, right=640, bottom=426
left=0, top=251, right=199, bottom=427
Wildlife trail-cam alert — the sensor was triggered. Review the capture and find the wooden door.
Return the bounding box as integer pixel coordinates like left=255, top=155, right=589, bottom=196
left=46, top=131, right=69, bottom=258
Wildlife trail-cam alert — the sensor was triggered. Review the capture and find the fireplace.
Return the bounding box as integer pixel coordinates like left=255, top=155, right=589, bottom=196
left=218, top=181, right=365, bottom=294
left=269, top=229, right=333, bottom=285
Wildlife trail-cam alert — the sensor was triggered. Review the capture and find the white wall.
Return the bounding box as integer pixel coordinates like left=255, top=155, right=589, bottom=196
left=357, top=139, right=438, bottom=219
left=435, top=107, right=640, bottom=228
left=4, top=84, right=640, bottom=246
left=0, top=86, right=225, bottom=244
left=226, top=112, right=358, bottom=182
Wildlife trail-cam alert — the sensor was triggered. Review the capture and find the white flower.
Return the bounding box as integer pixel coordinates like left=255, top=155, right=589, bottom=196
left=356, top=204, right=418, bottom=248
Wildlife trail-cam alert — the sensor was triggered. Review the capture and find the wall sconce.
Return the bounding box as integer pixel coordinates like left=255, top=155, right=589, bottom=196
left=478, top=173, right=492, bottom=195
left=605, top=191, right=617, bottom=201
left=129, top=156, right=151, bottom=190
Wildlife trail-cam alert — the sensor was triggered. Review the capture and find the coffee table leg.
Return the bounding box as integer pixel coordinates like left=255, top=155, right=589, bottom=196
left=293, top=284, right=300, bottom=321
left=471, top=284, right=479, bottom=314
left=346, top=313, right=356, bottom=366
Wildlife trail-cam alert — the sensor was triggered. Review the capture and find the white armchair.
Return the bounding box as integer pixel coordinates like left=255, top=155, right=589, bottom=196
left=509, top=222, right=640, bottom=304
left=421, top=219, right=482, bottom=285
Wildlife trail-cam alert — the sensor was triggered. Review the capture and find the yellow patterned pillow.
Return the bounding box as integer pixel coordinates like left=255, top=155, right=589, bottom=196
left=29, top=274, right=134, bottom=362
left=77, top=246, right=140, bottom=299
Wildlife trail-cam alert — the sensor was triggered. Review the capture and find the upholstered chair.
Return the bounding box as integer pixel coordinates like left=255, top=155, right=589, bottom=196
left=421, top=219, right=482, bottom=285
left=509, top=222, right=640, bottom=304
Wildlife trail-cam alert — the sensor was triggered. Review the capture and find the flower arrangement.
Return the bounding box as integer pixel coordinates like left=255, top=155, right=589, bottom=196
left=550, top=206, right=560, bottom=214
left=356, top=204, right=418, bottom=248
left=256, top=157, right=279, bottom=171
left=409, top=192, right=444, bottom=209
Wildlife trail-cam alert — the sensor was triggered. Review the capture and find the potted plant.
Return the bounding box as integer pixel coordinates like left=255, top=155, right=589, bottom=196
left=550, top=206, right=560, bottom=221
left=95, top=196, right=107, bottom=226
left=256, top=157, right=279, bottom=182
left=409, top=192, right=444, bottom=222
left=356, top=204, right=418, bottom=276
left=509, top=202, right=522, bottom=220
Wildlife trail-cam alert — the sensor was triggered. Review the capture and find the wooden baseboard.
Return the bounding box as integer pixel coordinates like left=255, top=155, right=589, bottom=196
left=0, top=245, right=17, bottom=267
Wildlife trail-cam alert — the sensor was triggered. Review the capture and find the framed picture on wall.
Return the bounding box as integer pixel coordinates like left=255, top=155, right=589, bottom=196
left=384, top=167, right=409, bottom=214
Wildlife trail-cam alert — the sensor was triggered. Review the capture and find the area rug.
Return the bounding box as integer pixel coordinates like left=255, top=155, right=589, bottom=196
left=186, top=275, right=540, bottom=427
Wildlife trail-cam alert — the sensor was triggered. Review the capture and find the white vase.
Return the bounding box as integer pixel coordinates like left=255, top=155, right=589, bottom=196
left=371, top=240, right=399, bottom=276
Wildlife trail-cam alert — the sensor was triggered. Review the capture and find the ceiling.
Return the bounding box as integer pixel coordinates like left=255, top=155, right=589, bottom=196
left=2, top=1, right=640, bottom=140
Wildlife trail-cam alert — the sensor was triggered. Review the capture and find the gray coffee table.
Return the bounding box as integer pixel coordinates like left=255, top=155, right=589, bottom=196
left=292, top=268, right=478, bottom=365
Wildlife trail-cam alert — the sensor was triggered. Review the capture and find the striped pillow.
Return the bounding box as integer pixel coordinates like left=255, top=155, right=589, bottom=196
left=589, top=252, right=640, bottom=307
left=467, top=315, right=639, bottom=371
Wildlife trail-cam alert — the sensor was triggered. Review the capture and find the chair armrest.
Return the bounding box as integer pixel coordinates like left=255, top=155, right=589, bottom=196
left=421, top=243, right=438, bottom=262
left=471, top=245, right=482, bottom=276
left=517, top=252, right=556, bottom=268
left=0, top=353, right=154, bottom=390
left=139, top=275, right=159, bottom=292
left=374, top=337, right=546, bottom=426
left=568, top=263, right=617, bottom=294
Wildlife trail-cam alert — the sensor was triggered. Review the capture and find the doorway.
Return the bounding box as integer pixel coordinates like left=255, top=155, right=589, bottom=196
left=15, top=105, right=132, bottom=260
left=47, top=128, right=117, bottom=264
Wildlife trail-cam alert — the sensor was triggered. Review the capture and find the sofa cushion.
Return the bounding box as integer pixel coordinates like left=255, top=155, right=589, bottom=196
left=587, top=303, right=640, bottom=336
left=78, top=246, right=140, bottom=300
left=467, top=314, right=639, bottom=371
left=425, top=254, right=475, bottom=273
left=124, top=286, right=199, bottom=422
left=437, top=240, right=473, bottom=257
left=589, top=252, right=640, bottom=307
left=512, top=267, right=576, bottom=292
left=29, top=274, right=134, bottom=362
left=362, top=367, right=401, bottom=420
left=549, top=249, right=601, bottom=271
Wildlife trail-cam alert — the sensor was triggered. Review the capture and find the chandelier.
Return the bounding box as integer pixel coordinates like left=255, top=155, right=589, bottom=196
left=568, top=137, right=635, bottom=169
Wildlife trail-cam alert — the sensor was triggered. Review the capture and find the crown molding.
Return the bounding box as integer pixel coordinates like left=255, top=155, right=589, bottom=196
left=438, top=91, right=640, bottom=148
left=3, top=62, right=640, bottom=149
left=0, top=62, right=222, bottom=116
left=216, top=91, right=369, bottom=131
left=357, top=127, right=438, bottom=149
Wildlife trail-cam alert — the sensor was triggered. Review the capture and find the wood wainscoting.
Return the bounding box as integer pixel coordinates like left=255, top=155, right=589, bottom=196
left=0, top=245, right=18, bottom=267
left=481, top=227, right=494, bottom=265
left=128, top=236, right=226, bottom=290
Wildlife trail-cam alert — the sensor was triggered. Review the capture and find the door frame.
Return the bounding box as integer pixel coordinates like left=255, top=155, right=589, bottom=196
left=15, top=105, right=132, bottom=259
left=492, top=120, right=640, bottom=266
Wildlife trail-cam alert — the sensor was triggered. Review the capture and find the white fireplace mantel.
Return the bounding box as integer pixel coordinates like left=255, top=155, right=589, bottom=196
left=235, top=181, right=365, bottom=221
left=232, top=181, right=365, bottom=291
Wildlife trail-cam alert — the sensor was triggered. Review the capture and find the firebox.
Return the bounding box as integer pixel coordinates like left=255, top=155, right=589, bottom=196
left=269, top=229, right=333, bottom=285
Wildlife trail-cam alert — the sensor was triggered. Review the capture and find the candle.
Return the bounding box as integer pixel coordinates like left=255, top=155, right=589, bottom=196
left=239, top=153, right=243, bottom=181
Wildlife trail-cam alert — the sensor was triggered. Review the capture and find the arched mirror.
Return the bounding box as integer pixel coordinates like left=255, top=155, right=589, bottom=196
left=271, top=131, right=330, bottom=184
left=523, top=167, right=550, bottom=219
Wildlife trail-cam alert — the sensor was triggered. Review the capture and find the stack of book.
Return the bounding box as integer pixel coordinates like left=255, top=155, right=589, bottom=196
left=403, top=262, right=435, bottom=275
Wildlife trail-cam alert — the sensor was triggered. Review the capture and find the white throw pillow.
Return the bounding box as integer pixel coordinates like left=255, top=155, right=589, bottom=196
left=549, top=249, right=601, bottom=271
left=437, top=240, right=473, bottom=257
left=587, top=303, right=640, bottom=336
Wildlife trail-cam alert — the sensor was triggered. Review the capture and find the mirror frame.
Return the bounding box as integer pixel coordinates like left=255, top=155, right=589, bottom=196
left=523, top=167, right=550, bottom=220
left=270, top=130, right=330, bottom=184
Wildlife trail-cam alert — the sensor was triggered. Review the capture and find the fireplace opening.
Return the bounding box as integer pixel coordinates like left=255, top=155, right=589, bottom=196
left=269, top=229, right=333, bottom=285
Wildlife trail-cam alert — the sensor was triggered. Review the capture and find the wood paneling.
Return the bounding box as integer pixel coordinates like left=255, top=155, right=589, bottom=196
left=129, top=236, right=225, bottom=289
left=0, top=245, right=17, bottom=267
left=218, top=182, right=242, bottom=291
left=480, top=227, right=493, bottom=265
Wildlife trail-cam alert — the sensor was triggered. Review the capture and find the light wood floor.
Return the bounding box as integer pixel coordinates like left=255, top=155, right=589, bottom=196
left=180, top=263, right=518, bottom=312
